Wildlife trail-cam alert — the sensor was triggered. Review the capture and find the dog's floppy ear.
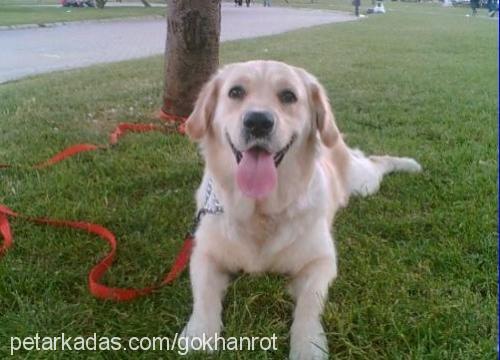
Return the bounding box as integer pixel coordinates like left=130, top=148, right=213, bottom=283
left=298, top=68, right=340, bottom=147
left=310, top=81, right=340, bottom=148
left=185, top=75, right=220, bottom=141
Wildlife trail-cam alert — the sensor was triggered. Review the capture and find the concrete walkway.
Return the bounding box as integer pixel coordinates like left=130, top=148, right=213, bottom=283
left=0, top=3, right=355, bottom=83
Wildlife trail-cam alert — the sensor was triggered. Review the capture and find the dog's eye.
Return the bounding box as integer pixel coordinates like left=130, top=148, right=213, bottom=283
left=228, top=85, right=246, bottom=100
left=278, top=89, right=297, bottom=104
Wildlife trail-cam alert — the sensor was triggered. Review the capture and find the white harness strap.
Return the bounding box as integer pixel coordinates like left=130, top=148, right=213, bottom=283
left=190, top=178, right=224, bottom=235
left=201, top=178, right=224, bottom=216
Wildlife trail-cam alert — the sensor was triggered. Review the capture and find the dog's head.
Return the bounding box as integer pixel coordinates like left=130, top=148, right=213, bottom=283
left=186, top=60, right=340, bottom=202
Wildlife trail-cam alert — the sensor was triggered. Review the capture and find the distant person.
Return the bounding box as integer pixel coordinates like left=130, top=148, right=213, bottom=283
left=264, top=0, right=271, bottom=7
left=470, top=0, right=479, bottom=15
left=61, top=0, right=94, bottom=7
left=353, top=0, right=361, bottom=16
left=487, top=0, right=498, bottom=16
left=373, top=0, right=385, bottom=13
left=235, top=0, right=251, bottom=7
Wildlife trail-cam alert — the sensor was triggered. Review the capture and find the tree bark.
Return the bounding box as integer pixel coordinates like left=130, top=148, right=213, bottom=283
left=162, top=0, right=221, bottom=118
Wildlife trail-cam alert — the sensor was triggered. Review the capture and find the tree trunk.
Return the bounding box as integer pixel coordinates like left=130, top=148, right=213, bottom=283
left=162, top=0, right=221, bottom=118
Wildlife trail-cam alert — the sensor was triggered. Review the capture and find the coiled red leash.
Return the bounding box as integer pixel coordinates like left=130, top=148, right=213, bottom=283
left=0, top=112, right=194, bottom=301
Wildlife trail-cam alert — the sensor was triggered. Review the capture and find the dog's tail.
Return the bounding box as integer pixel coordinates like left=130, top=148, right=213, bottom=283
left=347, top=149, right=422, bottom=197
left=369, top=155, right=422, bottom=175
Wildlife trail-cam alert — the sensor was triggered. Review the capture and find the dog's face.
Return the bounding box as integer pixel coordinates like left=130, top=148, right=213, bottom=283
left=186, top=60, right=340, bottom=201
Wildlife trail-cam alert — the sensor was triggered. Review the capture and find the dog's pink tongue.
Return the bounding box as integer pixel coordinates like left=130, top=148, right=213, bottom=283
left=236, top=148, right=277, bottom=199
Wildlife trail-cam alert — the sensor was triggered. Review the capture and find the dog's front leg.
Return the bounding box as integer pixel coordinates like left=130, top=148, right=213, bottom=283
left=181, top=249, right=229, bottom=350
left=289, top=256, right=337, bottom=360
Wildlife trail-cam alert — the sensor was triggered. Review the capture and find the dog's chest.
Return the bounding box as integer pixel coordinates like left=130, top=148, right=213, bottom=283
left=219, top=211, right=302, bottom=273
left=244, top=212, right=281, bottom=245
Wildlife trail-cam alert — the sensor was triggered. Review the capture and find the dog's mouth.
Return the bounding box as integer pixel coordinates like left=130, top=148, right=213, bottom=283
left=226, top=132, right=297, bottom=199
left=226, top=132, right=297, bottom=167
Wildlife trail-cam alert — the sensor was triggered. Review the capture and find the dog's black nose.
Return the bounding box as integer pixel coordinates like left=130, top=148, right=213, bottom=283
left=243, top=111, right=274, bottom=138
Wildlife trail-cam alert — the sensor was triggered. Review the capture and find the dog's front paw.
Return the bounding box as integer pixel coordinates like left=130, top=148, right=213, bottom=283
left=289, top=336, right=328, bottom=360
left=289, top=321, right=328, bottom=360
left=179, top=315, right=221, bottom=353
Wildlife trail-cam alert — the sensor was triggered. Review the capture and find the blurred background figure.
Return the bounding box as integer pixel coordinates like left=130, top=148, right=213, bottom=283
left=353, top=0, right=361, bottom=16
left=374, top=0, right=385, bottom=13
left=487, top=0, right=498, bottom=16
left=61, top=0, right=95, bottom=7
left=470, top=0, right=480, bottom=15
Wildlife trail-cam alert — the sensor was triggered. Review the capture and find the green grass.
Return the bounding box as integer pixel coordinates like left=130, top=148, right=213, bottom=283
left=0, top=3, right=165, bottom=27
left=0, top=3, right=497, bottom=359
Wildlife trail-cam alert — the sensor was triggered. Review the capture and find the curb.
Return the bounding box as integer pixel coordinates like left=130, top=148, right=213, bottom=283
left=0, top=14, right=165, bottom=31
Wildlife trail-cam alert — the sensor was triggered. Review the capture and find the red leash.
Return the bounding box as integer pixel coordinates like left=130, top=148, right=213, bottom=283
left=0, top=111, right=185, bottom=169
left=0, top=205, right=194, bottom=301
left=0, top=112, right=194, bottom=301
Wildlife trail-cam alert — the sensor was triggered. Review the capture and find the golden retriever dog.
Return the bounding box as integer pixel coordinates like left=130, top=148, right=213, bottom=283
left=181, top=60, right=421, bottom=359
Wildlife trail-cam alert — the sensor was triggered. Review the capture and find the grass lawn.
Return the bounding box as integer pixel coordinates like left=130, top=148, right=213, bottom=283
left=0, top=2, right=165, bottom=27
left=0, top=3, right=497, bottom=359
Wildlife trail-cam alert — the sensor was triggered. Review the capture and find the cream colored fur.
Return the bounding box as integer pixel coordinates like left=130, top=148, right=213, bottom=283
left=181, top=60, right=421, bottom=359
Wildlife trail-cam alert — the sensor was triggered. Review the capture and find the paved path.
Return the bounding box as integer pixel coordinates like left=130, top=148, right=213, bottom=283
left=0, top=3, right=355, bottom=83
